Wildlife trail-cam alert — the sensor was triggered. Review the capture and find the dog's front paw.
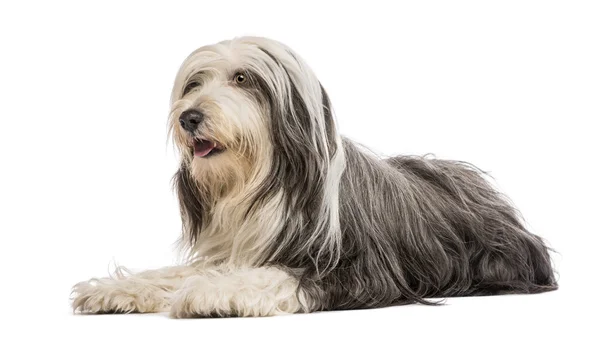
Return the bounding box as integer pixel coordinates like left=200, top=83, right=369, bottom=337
left=169, top=270, right=301, bottom=318
left=71, top=279, right=170, bottom=314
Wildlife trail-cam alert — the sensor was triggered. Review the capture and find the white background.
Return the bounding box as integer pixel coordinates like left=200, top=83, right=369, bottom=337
left=1, top=0, right=598, bottom=337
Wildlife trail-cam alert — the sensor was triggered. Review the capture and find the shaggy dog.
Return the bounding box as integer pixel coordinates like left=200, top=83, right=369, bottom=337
left=72, top=36, right=557, bottom=317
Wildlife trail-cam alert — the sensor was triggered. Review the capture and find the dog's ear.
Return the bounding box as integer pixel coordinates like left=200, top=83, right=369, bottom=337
left=259, top=52, right=338, bottom=214
left=173, top=165, right=205, bottom=247
left=270, top=78, right=336, bottom=169
left=249, top=47, right=344, bottom=274
left=254, top=46, right=338, bottom=159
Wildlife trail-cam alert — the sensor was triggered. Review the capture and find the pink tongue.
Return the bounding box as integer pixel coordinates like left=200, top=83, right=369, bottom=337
left=194, top=140, right=216, bottom=157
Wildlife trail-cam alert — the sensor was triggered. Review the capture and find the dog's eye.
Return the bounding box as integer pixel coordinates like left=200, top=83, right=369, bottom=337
left=183, top=81, right=201, bottom=96
left=233, top=72, right=247, bottom=84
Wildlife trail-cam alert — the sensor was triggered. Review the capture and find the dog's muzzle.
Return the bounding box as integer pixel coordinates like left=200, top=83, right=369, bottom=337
left=178, top=109, right=224, bottom=158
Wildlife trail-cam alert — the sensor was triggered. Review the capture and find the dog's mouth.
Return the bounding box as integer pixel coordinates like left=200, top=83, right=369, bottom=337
left=192, top=138, right=224, bottom=158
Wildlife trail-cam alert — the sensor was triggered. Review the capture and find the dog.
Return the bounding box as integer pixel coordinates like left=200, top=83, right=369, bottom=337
left=71, top=36, right=557, bottom=317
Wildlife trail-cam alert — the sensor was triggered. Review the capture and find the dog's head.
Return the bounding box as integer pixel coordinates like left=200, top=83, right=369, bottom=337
left=169, top=37, right=339, bottom=193
left=171, top=37, right=345, bottom=267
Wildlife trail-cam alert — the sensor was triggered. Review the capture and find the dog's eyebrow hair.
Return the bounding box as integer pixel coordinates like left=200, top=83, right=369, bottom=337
left=258, top=47, right=282, bottom=66
left=181, top=71, right=209, bottom=97
left=186, top=70, right=206, bottom=82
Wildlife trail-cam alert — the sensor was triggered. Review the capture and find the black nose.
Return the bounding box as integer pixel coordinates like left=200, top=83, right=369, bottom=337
left=179, top=109, right=204, bottom=132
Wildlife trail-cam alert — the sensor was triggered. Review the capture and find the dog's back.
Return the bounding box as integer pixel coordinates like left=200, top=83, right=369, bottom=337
left=318, top=139, right=557, bottom=310
left=385, top=155, right=557, bottom=294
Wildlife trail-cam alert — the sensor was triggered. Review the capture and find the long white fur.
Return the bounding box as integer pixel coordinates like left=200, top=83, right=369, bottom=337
left=169, top=37, right=344, bottom=271
left=170, top=266, right=305, bottom=318
left=72, top=265, right=304, bottom=316
left=72, top=37, right=332, bottom=317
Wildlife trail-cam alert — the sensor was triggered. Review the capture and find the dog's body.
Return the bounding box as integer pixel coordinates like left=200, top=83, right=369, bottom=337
left=72, top=37, right=557, bottom=317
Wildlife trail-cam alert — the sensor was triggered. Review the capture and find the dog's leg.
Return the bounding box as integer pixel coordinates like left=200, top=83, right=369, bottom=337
left=72, top=265, right=200, bottom=314
left=169, top=266, right=307, bottom=318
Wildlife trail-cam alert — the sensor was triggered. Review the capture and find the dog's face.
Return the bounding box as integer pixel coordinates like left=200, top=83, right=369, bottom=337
left=169, top=37, right=338, bottom=194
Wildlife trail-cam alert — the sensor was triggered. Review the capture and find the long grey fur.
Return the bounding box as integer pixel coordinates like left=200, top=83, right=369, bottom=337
left=173, top=37, right=558, bottom=312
